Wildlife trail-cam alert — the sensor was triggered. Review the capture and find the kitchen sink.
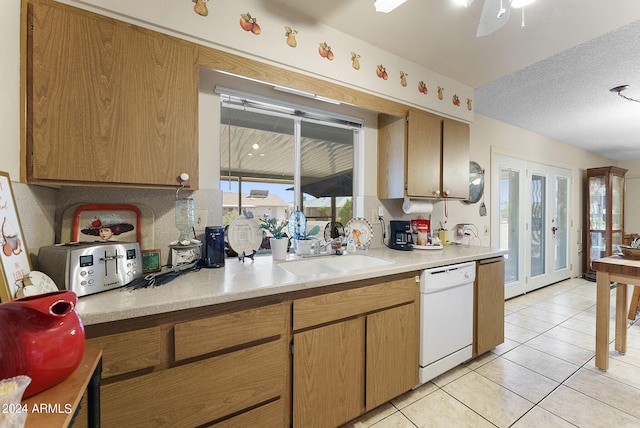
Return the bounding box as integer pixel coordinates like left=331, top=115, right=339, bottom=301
left=278, top=255, right=393, bottom=276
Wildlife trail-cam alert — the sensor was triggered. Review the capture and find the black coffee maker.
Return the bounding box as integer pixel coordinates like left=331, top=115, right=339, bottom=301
left=389, top=220, right=413, bottom=251
left=203, top=226, right=225, bottom=268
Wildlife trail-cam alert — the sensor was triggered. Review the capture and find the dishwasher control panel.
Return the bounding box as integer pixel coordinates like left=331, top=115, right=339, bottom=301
left=419, top=261, right=476, bottom=293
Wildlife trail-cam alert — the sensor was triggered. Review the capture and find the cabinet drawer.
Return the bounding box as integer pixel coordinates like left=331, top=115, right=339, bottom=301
left=174, top=303, right=286, bottom=361
left=86, top=326, right=162, bottom=378
left=101, top=339, right=287, bottom=427
left=212, top=399, right=284, bottom=428
left=294, top=277, right=418, bottom=331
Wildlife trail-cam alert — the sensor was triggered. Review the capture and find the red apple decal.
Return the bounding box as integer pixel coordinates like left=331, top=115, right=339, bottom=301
left=418, top=81, right=428, bottom=94
left=240, top=13, right=260, bottom=34
left=376, top=64, right=388, bottom=80
left=318, top=42, right=334, bottom=60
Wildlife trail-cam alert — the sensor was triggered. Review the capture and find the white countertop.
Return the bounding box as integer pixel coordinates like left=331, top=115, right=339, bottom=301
left=76, top=245, right=506, bottom=325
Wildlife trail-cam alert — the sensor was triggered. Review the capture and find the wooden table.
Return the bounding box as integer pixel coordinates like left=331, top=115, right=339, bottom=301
left=593, top=256, right=640, bottom=370
left=22, top=347, right=102, bottom=427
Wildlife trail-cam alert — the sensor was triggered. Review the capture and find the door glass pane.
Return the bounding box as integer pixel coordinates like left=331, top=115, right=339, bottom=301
left=588, top=175, right=606, bottom=270
left=612, top=175, right=623, bottom=230
left=589, top=176, right=606, bottom=230
left=555, top=176, right=568, bottom=270
left=590, top=231, right=606, bottom=268
left=612, top=231, right=623, bottom=249
left=530, top=174, right=546, bottom=277
left=500, top=168, right=519, bottom=284
left=300, top=121, right=354, bottom=238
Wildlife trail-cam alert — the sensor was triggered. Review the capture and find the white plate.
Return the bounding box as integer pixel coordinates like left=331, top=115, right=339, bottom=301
left=413, top=244, right=443, bottom=250
left=345, top=217, right=373, bottom=247
left=227, top=215, right=263, bottom=255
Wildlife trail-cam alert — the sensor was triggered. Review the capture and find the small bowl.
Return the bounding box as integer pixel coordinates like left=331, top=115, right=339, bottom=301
left=618, top=245, right=640, bottom=259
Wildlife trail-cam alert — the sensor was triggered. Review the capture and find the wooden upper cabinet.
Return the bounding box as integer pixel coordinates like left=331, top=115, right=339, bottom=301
left=378, top=109, right=469, bottom=199
left=25, top=0, right=199, bottom=188
left=442, top=118, right=470, bottom=199
left=406, top=109, right=441, bottom=198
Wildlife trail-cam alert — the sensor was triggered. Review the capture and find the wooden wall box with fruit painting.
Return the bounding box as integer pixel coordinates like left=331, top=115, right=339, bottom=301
left=72, top=204, right=142, bottom=243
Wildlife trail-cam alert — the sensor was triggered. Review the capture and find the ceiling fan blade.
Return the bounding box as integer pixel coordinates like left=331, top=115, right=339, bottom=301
left=476, top=0, right=511, bottom=37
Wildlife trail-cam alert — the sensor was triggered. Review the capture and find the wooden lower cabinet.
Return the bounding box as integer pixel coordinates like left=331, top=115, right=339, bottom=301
left=292, top=276, right=419, bottom=427
left=82, top=302, right=290, bottom=427
left=474, top=257, right=505, bottom=356
left=366, top=303, right=419, bottom=410
left=80, top=276, right=420, bottom=427
left=293, top=318, right=366, bottom=428
left=101, top=340, right=287, bottom=427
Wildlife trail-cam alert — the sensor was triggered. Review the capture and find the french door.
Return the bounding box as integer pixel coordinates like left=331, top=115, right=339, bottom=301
left=492, top=155, right=571, bottom=299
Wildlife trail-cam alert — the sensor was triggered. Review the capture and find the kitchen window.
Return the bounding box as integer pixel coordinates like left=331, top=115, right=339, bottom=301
left=218, top=88, right=361, bottom=245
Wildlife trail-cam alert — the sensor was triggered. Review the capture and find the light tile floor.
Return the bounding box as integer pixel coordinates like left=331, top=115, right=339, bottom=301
left=342, top=278, right=640, bottom=428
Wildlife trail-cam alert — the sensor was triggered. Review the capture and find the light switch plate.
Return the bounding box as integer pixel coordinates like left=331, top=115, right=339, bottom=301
left=195, top=210, right=208, bottom=230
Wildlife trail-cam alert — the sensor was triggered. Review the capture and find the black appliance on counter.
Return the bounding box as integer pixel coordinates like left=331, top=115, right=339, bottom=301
left=203, top=226, right=225, bottom=268
left=389, top=220, right=413, bottom=251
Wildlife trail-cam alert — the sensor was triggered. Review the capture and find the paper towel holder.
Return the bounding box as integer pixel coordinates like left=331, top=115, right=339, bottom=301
left=402, top=197, right=434, bottom=215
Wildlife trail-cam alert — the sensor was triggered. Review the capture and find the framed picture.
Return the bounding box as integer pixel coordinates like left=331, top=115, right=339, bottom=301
left=0, top=171, right=32, bottom=302
left=72, top=204, right=142, bottom=243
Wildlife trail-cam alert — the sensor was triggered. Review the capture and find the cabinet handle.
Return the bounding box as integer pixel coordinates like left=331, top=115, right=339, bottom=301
left=434, top=190, right=441, bottom=196
left=444, top=190, right=450, bottom=197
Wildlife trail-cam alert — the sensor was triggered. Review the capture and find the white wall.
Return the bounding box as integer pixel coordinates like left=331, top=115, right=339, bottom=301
left=0, top=0, right=20, bottom=177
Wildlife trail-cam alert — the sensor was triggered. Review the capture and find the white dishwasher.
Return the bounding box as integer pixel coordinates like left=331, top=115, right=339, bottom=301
left=419, top=261, right=476, bottom=385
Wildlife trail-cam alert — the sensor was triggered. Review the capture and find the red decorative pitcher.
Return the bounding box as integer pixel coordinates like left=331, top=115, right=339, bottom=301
left=0, top=290, right=85, bottom=398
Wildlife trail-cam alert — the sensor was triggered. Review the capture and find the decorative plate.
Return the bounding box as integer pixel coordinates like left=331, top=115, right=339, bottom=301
left=324, top=222, right=344, bottom=241
left=227, top=215, right=263, bottom=255
left=288, top=209, right=306, bottom=239
left=345, top=217, right=373, bottom=247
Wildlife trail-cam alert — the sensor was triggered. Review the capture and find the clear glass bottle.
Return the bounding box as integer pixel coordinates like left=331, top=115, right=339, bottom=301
left=174, top=198, right=194, bottom=242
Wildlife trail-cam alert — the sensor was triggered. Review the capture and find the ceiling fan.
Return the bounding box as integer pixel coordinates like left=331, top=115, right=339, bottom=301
left=463, top=0, right=538, bottom=37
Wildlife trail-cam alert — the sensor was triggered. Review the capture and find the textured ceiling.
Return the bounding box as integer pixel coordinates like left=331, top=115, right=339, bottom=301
left=264, top=0, right=640, bottom=161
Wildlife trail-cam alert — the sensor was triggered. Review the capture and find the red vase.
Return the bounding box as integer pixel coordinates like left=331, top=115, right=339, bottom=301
left=0, top=290, right=85, bottom=398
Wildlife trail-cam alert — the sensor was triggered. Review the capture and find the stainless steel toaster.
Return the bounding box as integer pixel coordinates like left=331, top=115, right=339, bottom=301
left=37, top=242, right=142, bottom=297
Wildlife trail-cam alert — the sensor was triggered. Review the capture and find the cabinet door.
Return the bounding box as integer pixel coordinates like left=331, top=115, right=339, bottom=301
left=474, top=257, right=505, bottom=356
left=28, top=0, right=199, bottom=188
left=366, top=302, right=419, bottom=410
left=293, top=318, right=365, bottom=427
left=406, top=110, right=441, bottom=197
left=442, top=119, right=470, bottom=199
left=377, top=114, right=407, bottom=199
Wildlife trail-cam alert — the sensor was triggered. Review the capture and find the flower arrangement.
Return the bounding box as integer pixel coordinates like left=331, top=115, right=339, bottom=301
left=259, top=216, right=288, bottom=239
